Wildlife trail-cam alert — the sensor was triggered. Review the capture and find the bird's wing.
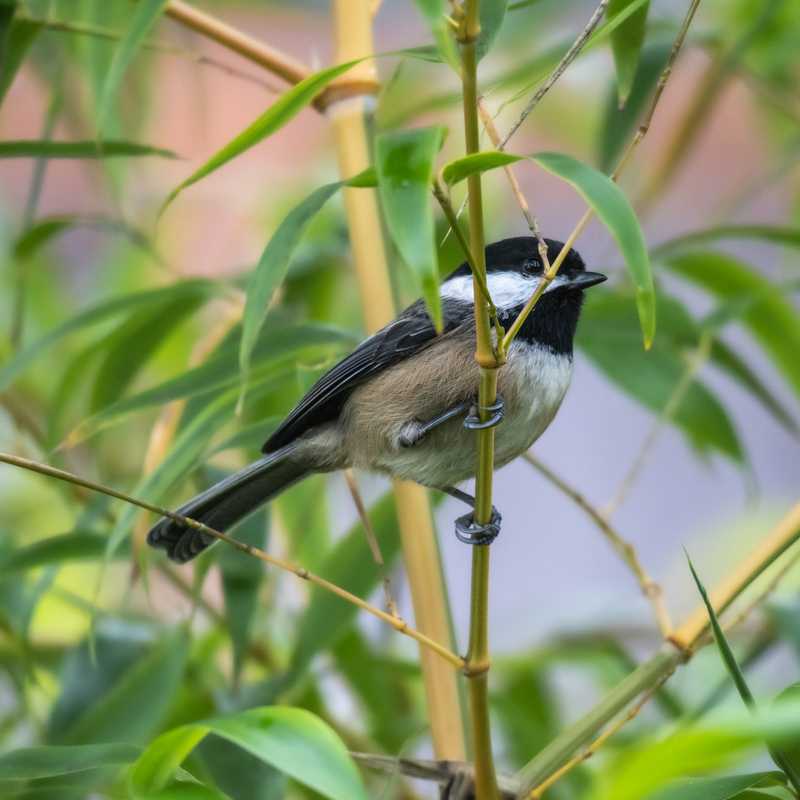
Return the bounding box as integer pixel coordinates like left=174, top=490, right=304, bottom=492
left=263, top=300, right=447, bottom=452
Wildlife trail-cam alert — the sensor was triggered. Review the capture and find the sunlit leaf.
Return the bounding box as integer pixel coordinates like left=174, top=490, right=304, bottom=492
left=0, top=743, right=139, bottom=781
left=664, top=250, right=800, bottom=400
left=96, top=0, right=168, bottom=134
left=129, top=707, right=367, bottom=800
left=161, top=59, right=360, bottom=212
left=440, top=149, right=654, bottom=345
left=376, top=126, right=446, bottom=330
left=608, top=0, right=650, bottom=106
left=0, top=139, right=176, bottom=158
left=412, top=0, right=460, bottom=71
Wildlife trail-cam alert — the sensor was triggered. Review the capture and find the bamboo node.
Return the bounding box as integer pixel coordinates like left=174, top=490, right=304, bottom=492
left=462, top=658, right=491, bottom=677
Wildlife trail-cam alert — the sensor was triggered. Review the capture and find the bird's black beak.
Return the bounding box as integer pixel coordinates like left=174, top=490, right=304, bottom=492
left=566, top=271, right=607, bottom=290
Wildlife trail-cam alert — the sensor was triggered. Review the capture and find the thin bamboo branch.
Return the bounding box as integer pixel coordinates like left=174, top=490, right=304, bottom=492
left=458, top=1, right=501, bottom=797
left=344, top=468, right=399, bottom=617
left=523, top=453, right=672, bottom=637
left=329, top=0, right=467, bottom=761
left=164, top=0, right=310, bottom=86
left=0, top=451, right=465, bottom=670
left=499, top=0, right=609, bottom=148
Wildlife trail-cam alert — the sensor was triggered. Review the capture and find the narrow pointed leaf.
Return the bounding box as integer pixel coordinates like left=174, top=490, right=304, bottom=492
left=654, top=224, right=800, bottom=257
left=376, top=126, right=446, bottom=330
left=0, top=139, right=176, bottom=158
left=413, top=0, right=460, bottom=71
left=664, top=250, right=800, bottom=400
left=0, top=743, right=140, bottom=781
left=96, top=0, right=168, bottom=134
left=478, top=0, right=509, bottom=61
left=0, top=532, right=108, bottom=575
left=239, top=182, right=343, bottom=387
left=162, top=59, right=360, bottom=212
left=608, top=0, right=650, bottom=106
left=441, top=149, right=654, bottom=346
left=649, top=771, right=788, bottom=800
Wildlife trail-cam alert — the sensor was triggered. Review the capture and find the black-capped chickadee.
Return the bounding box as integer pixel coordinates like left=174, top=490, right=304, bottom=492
left=148, top=237, right=606, bottom=562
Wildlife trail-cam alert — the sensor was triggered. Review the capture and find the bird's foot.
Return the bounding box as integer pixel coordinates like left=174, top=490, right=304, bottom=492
left=455, top=506, right=502, bottom=545
left=463, top=394, right=505, bottom=431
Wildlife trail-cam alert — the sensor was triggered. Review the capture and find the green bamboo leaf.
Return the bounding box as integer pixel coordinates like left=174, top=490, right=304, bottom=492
left=96, top=0, right=168, bottom=134
left=145, top=784, right=230, bottom=800
left=90, top=290, right=207, bottom=413
left=648, top=771, right=788, bottom=800
left=654, top=225, right=800, bottom=257
left=130, top=707, right=367, bottom=800
left=774, top=684, right=800, bottom=782
left=0, top=139, right=176, bottom=158
left=688, top=555, right=800, bottom=793
left=0, top=532, right=108, bottom=575
left=598, top=42, right=670, bottom=172
left=217, top=507, right=269, bottom=684
left=534, top=151, right=654, bottom=347
left=664, top=250, right=800, bottom=400
left=239, top=182, right=343, bottom=390
left=284, top=494, right=399, bottom=686
left=608, top=0, right=650, bottom=106
left=162, top=59, right=360, bottom=213
left=13, top=214, right=156, bottom=261
left=0, top=743, right=139, bottom=781
left=412, top=0, right=460, bottom=71
left=376, top=126, right=446, bottom=331
left=440, top=149, right=654, bottom=346
left=57, top=628, right=189, bottom=745
left=0, top=280, right=217, bottom=392
left=578, top=290, right=742, bottom=460
left=478, top=0, right=509, bottom=61
left=0, top=15, right=41, bottom=105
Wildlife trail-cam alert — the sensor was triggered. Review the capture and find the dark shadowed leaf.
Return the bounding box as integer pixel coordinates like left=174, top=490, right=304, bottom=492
left=598, top=42, right=670, bottom=171
left=376, top=126, right=446, bottom=330
left=129, top=707, right=367, bottom=800
left=0, top=139, right=176, bottom=158
left=161, top=59, right=360, bottom=212
left=0, top=16, right=41, bottom=105
left=217, top=507, right=268, bottom=683
left=608, top=0, right=650, bottom=106
left=96, top=0, right=168, bottom=134
left=578, top=290, right=742, bottom=460
left=285, top=493, right=401, bottom=687
left=664, top=250, right=800, bottom=400
left=0, top=743, right=139, bottom=781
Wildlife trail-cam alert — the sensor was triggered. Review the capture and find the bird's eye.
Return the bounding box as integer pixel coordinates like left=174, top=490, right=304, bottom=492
left=522, top=258, right=540, bottom=274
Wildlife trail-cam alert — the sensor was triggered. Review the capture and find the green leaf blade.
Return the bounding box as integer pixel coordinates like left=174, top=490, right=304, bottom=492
left=0, top=743, right=140, bottom=781
left=0, top=139, right=176, bottom=158
left=376, top=126, right=446, bottom=330
left=608, top=0, right=650, bottom=106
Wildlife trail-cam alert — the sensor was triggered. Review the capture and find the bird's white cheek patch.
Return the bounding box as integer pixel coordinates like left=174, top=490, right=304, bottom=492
left=441, top=271, right=569, bottom=308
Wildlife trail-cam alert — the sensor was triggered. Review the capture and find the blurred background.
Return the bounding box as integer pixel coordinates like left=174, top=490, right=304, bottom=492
left=1, top=0, right=799, bottom=797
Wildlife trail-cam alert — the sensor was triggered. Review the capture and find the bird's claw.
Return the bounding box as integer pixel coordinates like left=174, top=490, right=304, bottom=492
left=463, top=395, right=505, bottom=431
left=455, top=506, right=502, bottom=545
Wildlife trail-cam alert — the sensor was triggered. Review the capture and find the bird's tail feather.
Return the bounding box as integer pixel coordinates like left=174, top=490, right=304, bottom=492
left=147, top=445, right=308, bottom=563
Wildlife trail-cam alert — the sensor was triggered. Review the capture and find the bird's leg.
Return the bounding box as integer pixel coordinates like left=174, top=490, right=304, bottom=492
left=398, top=401, right=472, bottom=448
left=441, top=486, right=502, bottom=546
left=398, top=394, right=505, bottom=448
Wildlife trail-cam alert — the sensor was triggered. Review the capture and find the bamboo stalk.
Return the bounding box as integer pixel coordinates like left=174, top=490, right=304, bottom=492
left=458, top=1, right=501, bottom=797
left=327, top=0, right=467, bottom=762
